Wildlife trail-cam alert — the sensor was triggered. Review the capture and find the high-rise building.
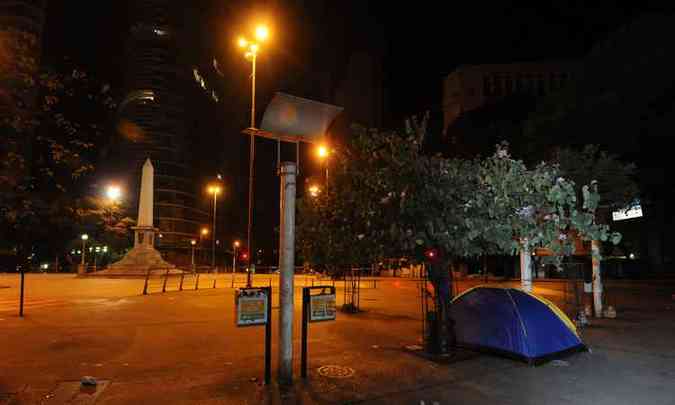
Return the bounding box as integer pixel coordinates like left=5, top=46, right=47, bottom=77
left=442, top=61, right=578, bottom=135
left=113, top=0, right=208, bottom=261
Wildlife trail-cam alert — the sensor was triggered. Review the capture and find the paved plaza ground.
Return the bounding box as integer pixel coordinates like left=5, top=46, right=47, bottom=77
left=1, top=273, right=674, bottom=404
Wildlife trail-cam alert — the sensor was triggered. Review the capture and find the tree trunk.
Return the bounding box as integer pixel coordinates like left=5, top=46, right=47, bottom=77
left=426, top=259, right=455, bottom=354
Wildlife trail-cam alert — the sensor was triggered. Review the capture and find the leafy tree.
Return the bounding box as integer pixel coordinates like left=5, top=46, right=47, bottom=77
left=1, top=47, right=116, bottom=262
left=298, top=122, right=621, bottom=353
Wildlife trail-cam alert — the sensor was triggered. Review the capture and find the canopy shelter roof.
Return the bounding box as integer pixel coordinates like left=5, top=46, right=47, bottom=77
left=243, top=92, right=343, bottom=143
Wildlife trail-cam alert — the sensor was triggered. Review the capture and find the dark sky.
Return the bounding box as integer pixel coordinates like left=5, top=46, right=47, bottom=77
left=42, top=2, right=659, bottom=120
left=39, top=1, right=668, bottom=261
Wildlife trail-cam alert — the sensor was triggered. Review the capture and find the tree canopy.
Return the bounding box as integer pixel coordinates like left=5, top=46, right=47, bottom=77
left=297, top=122, right=621, bottom=274
left=1, top=45, right=116, bottom=257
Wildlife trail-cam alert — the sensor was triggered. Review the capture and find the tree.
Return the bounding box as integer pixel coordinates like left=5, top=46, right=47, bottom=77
left=297, top=122, right=621, bottom=353
left=1, top=51, right=116, bottom=262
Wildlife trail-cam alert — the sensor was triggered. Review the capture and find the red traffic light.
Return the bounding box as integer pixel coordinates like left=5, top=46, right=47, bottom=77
left=425, top=248, right=439, bottom=261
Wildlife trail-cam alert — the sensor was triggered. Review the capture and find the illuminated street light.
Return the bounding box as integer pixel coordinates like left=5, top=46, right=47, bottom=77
left=190, top=239, right=197, bottom=270
left=207, top=183, right=222, bottom=269
left=237, top=24, right=270, bottom=287
left=80, top=234, right=89, bottom=266
left=201, top=228, right=209, bottom=236
left=106, top=185, right=122, bottom=202
left=231, top=240, right=241, bottom=287
left=316, top=144, right=330, bottom=180
left=308, top=184, right=321, bottom=197
left=317, top=145, right=329, bottom=159
left=255, top=25, right=269, bottom=41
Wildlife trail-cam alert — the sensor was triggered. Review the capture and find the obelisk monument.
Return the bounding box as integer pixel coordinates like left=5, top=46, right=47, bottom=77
left=96, top=158, right=177, bottom=275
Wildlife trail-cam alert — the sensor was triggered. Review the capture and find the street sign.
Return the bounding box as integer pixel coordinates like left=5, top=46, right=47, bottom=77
left=310, top=292, right=336, bottom=322
left=235, top=288, right=268, bottom=326
left=302, top=286, right=337, bottom=379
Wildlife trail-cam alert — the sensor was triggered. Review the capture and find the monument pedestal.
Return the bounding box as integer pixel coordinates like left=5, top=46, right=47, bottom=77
left=92, top=226, right=179, bottom=276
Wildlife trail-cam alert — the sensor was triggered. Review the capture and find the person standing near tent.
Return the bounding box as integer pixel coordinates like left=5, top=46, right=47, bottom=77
left=425, top=245, right=456, bottom=353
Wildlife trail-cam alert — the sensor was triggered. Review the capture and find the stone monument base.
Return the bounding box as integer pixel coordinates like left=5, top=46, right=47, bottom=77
left=87, top=245, right=183, bottom=278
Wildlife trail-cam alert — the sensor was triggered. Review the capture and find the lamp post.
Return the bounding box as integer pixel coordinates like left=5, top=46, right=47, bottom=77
left=316, top=144, right=329, bottom=181
left=105, top=184, right=121, bottom=228
left=207, top=184, right=222, bottom=269
left=200, top=228, right=209, bottom=264
left=190, top=240, right=196, bottom=272
left=81, top=234, right=89, bottom=266
left=237, top=24, right=269, bottom=285
left=232, top=240, right=240, bottom=287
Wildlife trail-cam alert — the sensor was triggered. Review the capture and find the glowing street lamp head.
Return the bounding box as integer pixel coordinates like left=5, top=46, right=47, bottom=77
left=308, top=185, right=321, bottom=197
left=201, top=228, right=209, bottom=236
left=317, top=145, right=329, bottom=159
left=106, top=185, right=121, bottom=201
left=249, top=43, right=259, bottom=54
left=191, top=240, right=197, bottom=246
left=255, top=25, right=269, bottom=41
left=238, top=37, right=248, bottom=48
left=81, top=234, right=89, bottom=241
left=207, top=184, right=222, bottom=195
left=234, top=240, right=240, bottom=248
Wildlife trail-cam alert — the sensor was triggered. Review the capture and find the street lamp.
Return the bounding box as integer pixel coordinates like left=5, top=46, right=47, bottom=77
left=237, top=24, right=270, bottom=287
left=316, top=144, right=330, bottom=180
left=199, top=227, right=209, bottom=263
left=207, top=184, right=222, bottom=269
left=190, top=240, right=197, bottom=271
left=232, top=240, right=240, bottom=287
left=106, top=185, right=121, bottom=202
left=80, top=234, right=89, bottom=266
left=308, top=184, right=321, bottom=198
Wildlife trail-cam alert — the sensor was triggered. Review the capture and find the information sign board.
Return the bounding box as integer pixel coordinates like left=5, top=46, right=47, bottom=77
left=236, top=288, right=268, bottom=326
left=309, top=293, right=336, bottom=322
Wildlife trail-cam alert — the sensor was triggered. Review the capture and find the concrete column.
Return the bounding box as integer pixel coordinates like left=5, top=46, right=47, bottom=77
left=520, top=240, right=532, bottom=292
left=591, top=240, right=603, bottom=317
left=278, top=162, right=297, bottom=384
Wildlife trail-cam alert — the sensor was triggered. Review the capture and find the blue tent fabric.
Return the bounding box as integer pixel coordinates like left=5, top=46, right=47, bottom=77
left=450, top=286, right=584, bottom=363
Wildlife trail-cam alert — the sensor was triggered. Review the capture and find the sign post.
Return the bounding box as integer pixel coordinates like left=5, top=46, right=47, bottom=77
left=301, top=286, right=336, bottom=378
left=235, top=286, right=272, bottom=384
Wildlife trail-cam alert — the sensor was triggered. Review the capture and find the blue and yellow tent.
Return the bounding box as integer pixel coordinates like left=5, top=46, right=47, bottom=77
left=449, top=286, right=584, bottom=364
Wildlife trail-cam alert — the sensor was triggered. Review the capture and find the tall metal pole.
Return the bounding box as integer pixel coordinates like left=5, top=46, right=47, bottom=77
left=278, top=162, right=297, bottom=384
left=251, top=53, right=256, bottom=129
left=19, top=266, right=25, bottom=317
left=81, top=239, right=86, bottom=266
left=191, top=245, right=195, bottom=269
left=246, top=53, right=257, bottom=288
left=232, top=245, right=237, bottom=288
left=212, top=192, right=217, bottom=269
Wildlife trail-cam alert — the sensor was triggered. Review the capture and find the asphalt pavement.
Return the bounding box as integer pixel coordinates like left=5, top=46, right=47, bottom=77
left=1, top=274, right=674, bottom=404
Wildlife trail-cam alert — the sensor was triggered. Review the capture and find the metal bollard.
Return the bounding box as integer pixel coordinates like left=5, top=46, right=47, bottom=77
left=142, top=270, right=151, bottom=295
left=213, top=279, right=217, bottom=289
left=179, top=274, right=184, bottom=291
left=195, top=273, right=200, bottom=290
left=162, top=269, right=169, bottom=293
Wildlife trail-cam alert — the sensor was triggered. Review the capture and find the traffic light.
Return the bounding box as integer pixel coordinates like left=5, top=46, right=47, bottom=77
left=239, top=249, right=250, bottom=263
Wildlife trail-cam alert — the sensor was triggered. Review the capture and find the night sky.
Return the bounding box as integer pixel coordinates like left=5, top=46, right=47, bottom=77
left=39, top=1, right=672, bottom=262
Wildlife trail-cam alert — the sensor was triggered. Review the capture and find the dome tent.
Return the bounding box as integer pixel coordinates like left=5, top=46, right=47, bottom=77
left=449, top=286, right=584, bottom=364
